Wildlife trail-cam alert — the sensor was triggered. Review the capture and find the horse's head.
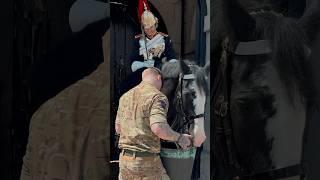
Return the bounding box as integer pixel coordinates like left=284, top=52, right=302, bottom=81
left=161, top=60, right=209, bottom=141
left=213, top=0, right=320, bottom=177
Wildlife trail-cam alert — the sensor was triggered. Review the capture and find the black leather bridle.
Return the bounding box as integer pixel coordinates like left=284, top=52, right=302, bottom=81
left=229, top=39, right=306, bottom=179
left=172, top=72, right=205, bottom=133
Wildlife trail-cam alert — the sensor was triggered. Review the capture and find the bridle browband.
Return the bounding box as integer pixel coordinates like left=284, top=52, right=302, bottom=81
left=234, top=40, right=271, bottom=55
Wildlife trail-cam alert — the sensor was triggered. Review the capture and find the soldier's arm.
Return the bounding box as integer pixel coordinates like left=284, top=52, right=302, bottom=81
left=151, top=123, right=191, bottom=149
left=149, top=95, right=191, bottom=149
left=115, top=123, right=121, bottom=135
left=148, top=95, right=177, bottom=141
left=115, top=98, right=123, bottom=135
left=151, top=122, right=180, bottom=142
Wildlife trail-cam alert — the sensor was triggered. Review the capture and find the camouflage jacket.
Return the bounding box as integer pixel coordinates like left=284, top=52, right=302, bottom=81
left=116, top=81, right=169, bottom=153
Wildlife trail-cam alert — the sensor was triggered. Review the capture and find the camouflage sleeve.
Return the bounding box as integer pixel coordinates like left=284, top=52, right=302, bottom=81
left=115, top=97, right=124, bottom=125
left=149, top=94, right=169, bottom=125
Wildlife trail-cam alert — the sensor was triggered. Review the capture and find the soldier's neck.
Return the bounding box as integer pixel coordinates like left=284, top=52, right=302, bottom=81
left=142, top=80, right=159, bottom=90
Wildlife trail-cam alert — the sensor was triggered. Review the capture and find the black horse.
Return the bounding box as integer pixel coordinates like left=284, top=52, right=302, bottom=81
left=213, top=0, right=320, bottom=179
left=160, top=60, right=209, bottom=179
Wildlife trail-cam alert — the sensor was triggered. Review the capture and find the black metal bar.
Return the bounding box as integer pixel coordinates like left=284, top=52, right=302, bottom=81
left=181, top=0, right=185, bottom=58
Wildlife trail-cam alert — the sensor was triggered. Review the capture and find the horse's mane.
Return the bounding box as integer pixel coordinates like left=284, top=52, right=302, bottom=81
left=161, top=61, right=181, bottom=79
left=251, top=11, right=316, bottom=105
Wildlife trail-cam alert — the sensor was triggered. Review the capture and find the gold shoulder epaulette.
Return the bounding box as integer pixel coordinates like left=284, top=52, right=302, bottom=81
left=158, top=32, right=168, bottom=37
left=135, top=34, right=142, bottom=39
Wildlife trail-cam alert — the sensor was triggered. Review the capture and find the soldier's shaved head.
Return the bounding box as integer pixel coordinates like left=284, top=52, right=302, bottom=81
left=142, top=68, right=163, bottom=90
left=142, top=67, right=161, bottom=78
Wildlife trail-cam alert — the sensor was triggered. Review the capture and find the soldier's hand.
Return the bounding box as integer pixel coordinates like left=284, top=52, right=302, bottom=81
left=177, top=134, right=192, bottom=149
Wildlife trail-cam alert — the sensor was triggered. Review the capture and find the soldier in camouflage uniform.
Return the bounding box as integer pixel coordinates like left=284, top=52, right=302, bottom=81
left=116, top=68, right=192, bottom=180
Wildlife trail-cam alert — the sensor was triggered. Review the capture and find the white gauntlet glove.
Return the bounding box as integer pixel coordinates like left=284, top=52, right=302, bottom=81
left=131, top=60, right=155, bottom=72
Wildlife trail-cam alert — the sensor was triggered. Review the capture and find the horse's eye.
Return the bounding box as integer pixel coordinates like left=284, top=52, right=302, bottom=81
left=191, top=91, right=196, bottom=98
left=185, top=90, right=196, bottom=98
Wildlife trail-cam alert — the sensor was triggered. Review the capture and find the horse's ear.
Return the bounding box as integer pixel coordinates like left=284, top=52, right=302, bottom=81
left=299, top=0, right=320, bottom=44
left=179, top=60, right=191, bottom=74
left=222, top=0, right=256, bottom=41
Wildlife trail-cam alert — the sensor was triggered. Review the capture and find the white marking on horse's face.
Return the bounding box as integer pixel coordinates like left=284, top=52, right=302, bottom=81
left=191, top=81, right=206, bottom=147
left=264, top=62, right=306, bottom=168
left=191, top=81, right=206, bottom=118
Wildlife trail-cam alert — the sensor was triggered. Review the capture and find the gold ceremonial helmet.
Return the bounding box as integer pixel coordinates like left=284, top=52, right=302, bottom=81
left=141, top=2, right=158, bottom=28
